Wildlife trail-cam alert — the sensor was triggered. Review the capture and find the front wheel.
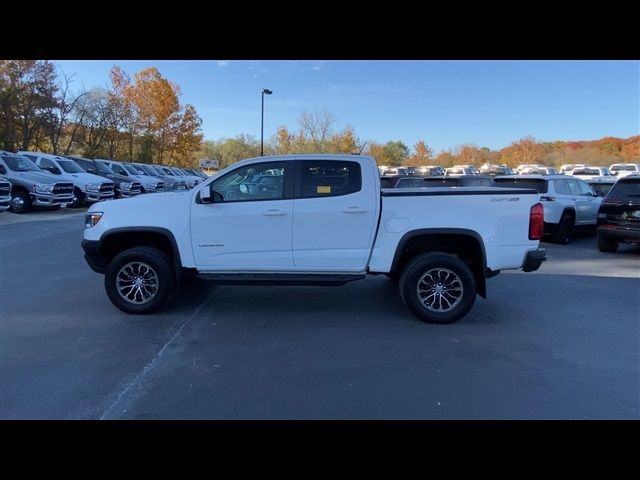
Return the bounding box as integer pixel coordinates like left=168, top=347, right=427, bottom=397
left=105, top=246, right=174, bottom=314
left=9, top=191, right=31, bottom=213
left=399, top=253, right=477, bottom=324
left=68, top=187, right=84, bottom=208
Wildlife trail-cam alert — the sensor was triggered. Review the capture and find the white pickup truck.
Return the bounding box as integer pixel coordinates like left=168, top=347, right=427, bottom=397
left=82, top=155, right=547, bottom=324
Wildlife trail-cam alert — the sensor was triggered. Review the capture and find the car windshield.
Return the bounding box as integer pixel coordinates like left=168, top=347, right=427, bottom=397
left=57, top=159, right=84, bottom=173
left=94, top=162, right=113, bottom=175
left=123, top=164, right=143, bottom=175
left=491, top=178, right=548, bottom=193
left=139, top=165, right=160, bottom=176
left=2, top=155, right=41, bottom=172
left=607, top=178, right=640, bottom=198
left=610, top=165, right=637, bottom=172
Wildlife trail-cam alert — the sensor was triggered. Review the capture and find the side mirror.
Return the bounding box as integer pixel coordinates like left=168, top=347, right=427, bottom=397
left=0, top=165, right=6, bottom=174
left=199, top=184, right=211, bottom=203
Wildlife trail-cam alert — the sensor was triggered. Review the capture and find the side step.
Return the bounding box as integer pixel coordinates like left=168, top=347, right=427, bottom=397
left=197, top=272, right=366, bottom=286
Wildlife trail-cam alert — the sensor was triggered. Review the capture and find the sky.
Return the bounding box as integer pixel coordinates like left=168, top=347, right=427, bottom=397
left=54, top=60, right=639, bottom=153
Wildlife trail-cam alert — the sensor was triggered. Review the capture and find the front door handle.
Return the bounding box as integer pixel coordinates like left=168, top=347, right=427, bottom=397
left=343, top=206, right=368, bottom=213
left=263, top=209, right=288, bottom=216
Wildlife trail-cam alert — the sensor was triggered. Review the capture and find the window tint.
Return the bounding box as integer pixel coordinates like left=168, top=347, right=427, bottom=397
left=491, top=178, right=548, bottom=193
left=380, top=177, right=393, bottom=188
left=553, top=179, right=570, bottom=194
left=58, top=159, right=83, bottom=173
left=607, top=178, right=640, bottom=199
left=567, top=180, right=582, bottom=195
left=396, top=178, right=424, bottom=188
left=299, top=160, right=361, bottom=198
left=111, top=164, right=127, bottom=175
left=610, top=165, right=637, bottom=172
left=212, top=161, right=287, bottom=202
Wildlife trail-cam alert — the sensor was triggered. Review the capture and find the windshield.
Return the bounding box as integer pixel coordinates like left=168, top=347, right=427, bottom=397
left=142, top=165, right=162, bottom=176
left=123, top=164, right=143, bottom=175
left=161, top=167, right=174, bottom=176
left=57, top=159, right=84, bottom=173
left=610, top=165, right=637, bottom=172
left=492, top=178, right=548, bottom=193
left=93, top=162, right=113, bottom=175
left=1, top=155, right=42, bottom=172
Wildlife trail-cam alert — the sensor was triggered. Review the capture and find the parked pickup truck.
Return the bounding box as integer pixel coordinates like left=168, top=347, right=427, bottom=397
left=0, top=152, right=74, bottom=213
left=0, top=176, right=11, bottom=212
left=82, top=155, right=547, bottom=324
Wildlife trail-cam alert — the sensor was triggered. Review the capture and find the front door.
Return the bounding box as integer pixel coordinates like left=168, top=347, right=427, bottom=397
left=190, top=161, right=295, bottom=271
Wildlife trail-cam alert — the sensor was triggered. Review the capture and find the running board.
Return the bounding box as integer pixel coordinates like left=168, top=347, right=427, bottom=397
left=197, top=272, right=366, bottom=286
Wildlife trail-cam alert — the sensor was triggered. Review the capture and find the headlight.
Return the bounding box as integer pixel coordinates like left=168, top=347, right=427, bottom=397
left=120, top=182, right=132, bottom=190
left=86, top=183, right=100, bottom=192
left=85, top=212, right=103, bottom=228
left=33, top=183, right=54, bottom=194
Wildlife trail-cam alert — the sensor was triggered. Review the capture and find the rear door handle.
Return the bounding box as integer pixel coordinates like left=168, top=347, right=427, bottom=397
left=343, top=206, right=368, bottom=213
left=263, top=209, right=288, bottom=216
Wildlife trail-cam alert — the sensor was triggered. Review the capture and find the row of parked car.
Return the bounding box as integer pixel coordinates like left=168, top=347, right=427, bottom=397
left=0, top=150, right=209, bottom=214
left=380, top=170, right=640, bottom=252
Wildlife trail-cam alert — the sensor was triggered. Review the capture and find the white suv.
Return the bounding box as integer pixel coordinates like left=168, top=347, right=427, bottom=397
left=18, top=151, right=114, bottom=207
left=492, top=174, right=602, bottom=244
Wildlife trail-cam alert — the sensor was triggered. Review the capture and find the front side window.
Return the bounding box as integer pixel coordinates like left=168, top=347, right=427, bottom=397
left=212, top=161, right=288, bottom=202
left=39, top=158, right=58, bottom=171
left=577, top=180, right=594, bottom=196
left=299, top=160, right=361, bottom=198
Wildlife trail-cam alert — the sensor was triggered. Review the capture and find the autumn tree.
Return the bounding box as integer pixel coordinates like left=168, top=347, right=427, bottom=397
left=407, top=140, right=433, bottom=166
left=298, top=110, right=336, bottom=152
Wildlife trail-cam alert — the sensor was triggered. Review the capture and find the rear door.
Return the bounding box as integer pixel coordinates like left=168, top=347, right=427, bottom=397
left=566, top=178, right=590, bottom=224
left=292, top=159, right=378, bottom=270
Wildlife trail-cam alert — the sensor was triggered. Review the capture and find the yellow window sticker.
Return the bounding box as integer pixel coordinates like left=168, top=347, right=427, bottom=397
left=317, top=186, right=331, bottom=194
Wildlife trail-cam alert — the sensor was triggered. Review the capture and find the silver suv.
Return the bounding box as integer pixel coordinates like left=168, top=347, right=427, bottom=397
left=493, top=174, right=602, bottom=244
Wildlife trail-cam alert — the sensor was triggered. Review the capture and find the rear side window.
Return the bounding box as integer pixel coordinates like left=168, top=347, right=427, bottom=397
left=491, top=178, right=548, bottom=193
left=567, top=180, right=582, bottom=195
left=607, top=178, right=640, bottom=199
left=299, top=160, right=361, bottom=198
left=553, top=179, right=570, bottom=194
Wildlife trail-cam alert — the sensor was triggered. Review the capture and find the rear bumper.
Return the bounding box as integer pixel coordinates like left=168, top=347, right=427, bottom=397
left=521, top=248, right=547, bottom=272
left=597, top=225, right=640, bottom=243
left=81, top=239, right=108, bottom=274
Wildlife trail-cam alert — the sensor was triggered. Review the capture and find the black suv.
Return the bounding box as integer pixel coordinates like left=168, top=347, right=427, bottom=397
left=596, top=175, right=640, bottom=252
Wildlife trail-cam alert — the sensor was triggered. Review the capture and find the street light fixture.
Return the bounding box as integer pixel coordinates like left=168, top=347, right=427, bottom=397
left=261, top=88, right=273, bottom=156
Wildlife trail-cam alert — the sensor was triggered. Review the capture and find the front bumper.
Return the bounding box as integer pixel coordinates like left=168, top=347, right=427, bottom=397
left=32, top=193, right=74, bottom=207
left=85, top=192, right=115, bottom=202
left=521, top=248, right=547, bottom=272
left=116, top=189, right=141, bottom=198
left=597, top=225, right=640, bottom=243
left=0, top=195, right=10, bottom=211
left=81, top=239, right=108, bottom=274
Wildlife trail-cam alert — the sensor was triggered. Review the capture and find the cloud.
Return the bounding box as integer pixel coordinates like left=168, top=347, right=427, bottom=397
left=217, top=61, right=229, bottom=67
left=311, top=65, right=323, bottom=71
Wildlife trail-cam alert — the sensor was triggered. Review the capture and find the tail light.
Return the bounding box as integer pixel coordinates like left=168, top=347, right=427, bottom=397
left=529, top=202, right=544, bottom=240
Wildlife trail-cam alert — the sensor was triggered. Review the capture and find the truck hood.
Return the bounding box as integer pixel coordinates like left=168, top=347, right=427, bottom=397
left=62, top=172, right=112, bottom=185
left=88, top=189, right=191, bottom=215
left=5, top=170, right=72, bottom=184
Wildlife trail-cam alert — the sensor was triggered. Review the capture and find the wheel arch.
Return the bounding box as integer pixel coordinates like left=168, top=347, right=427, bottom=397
left=390, top=228, right=487, bottom=298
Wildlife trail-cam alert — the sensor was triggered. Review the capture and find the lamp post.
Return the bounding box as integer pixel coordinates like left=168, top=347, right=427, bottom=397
left=261, top=88, right=272, bottom=156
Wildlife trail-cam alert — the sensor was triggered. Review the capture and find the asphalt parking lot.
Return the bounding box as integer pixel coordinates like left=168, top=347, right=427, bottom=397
left=1, top=212, right=638, bottom=419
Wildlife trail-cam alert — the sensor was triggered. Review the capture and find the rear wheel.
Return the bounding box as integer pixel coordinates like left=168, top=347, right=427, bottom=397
left=105, top=246, right=174, bottom=314
left=399, top=253, right=476, bottom=324
left=9, top=191, right=31, bottom=213
left=552, top=213, right=574, bottom=244
left=597, top=233, right=618, bottom=253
